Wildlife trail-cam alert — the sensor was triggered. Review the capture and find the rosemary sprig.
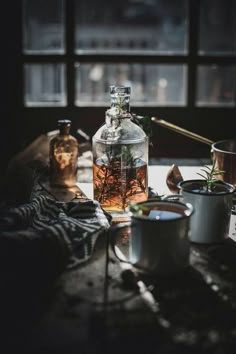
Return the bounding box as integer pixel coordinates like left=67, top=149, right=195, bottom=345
left=197, top=159, right=225, bottom=192
left=116, top=95, right=126, bottom=114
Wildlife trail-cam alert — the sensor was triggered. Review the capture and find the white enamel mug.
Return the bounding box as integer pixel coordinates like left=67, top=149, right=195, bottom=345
left=110, top=199, right=194, bottom=276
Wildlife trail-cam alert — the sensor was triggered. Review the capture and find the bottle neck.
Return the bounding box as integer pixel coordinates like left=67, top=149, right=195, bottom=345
left=110, top=95, right=130, bottom=113
left=58, top=120, right=71, bottom=135
left=110, top=86, right=131, bottom=115
left=59, top=126, right=70, bottom=135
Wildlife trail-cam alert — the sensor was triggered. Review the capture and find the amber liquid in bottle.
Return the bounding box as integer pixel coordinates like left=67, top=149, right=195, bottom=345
left=93, top=157, right=147, bottom=212
left=49, top=120, right=79, bottom=187
left=92, top=86, right=148, bottom=219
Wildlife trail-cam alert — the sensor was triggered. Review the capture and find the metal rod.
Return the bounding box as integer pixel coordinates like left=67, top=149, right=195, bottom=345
left=151, top=117, right=214, bottom=146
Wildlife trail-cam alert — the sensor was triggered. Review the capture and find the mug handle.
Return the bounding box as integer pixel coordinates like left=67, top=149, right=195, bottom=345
left=109, top=222, right=133, bottom=266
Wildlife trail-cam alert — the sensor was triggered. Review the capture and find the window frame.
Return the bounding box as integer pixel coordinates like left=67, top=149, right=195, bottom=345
left=20, top=0, right=236, bottom=159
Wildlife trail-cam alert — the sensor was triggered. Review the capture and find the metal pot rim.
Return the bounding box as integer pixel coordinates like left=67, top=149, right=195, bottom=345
left=212, top=139, right=236, bottom=155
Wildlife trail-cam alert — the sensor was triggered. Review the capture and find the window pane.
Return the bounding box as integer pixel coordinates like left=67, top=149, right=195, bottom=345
left=75, top=0, right=188, bottom=55
left=199, top=0, right=236, bottom=55
left=23, top=0, right=65, bottom=54
left=196, top=65, right=236, bottom=107
left=24, top=64, right=67, bottom=106
left=75, top=63, right=187, bottom=106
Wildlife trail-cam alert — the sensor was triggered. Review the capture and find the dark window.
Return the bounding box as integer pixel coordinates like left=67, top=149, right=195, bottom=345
left=21, top=0, right=236, bottom=158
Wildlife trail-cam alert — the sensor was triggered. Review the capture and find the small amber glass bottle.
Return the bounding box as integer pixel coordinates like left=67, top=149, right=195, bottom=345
left=49, top=120, right=79, bottom=187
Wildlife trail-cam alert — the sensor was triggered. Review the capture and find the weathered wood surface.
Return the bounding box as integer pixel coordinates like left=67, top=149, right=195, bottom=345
left=2, top=230, right=236, bottom=354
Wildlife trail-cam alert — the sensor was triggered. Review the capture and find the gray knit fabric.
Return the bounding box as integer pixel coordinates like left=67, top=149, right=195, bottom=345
left=0, top=193, right=111, bottom=270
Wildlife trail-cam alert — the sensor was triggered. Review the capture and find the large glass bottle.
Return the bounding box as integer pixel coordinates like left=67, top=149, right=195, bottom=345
left=93, top=86, right=148, bottom=219
left=49, top=119, right=79, bottom=187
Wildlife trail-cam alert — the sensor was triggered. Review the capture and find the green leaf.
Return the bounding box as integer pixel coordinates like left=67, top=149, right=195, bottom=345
left=200, top=165, right=212, bottom=171
left=196, top=162, right=225, bottom=192
left=197, top=172, right=207, bottom=179
left=131, top=114, right=153, bottom=139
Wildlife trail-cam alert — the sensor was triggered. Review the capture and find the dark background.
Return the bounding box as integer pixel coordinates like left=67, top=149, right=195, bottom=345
left=0, top=2, right=22, bottom=174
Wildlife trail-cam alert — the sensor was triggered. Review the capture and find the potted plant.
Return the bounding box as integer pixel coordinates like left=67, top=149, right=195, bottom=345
left=177, top=160, right=235, bottom=244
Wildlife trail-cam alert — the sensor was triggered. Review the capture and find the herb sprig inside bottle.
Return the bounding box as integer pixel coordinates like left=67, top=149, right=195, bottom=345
left=92, top=86, right=149, bottom=220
